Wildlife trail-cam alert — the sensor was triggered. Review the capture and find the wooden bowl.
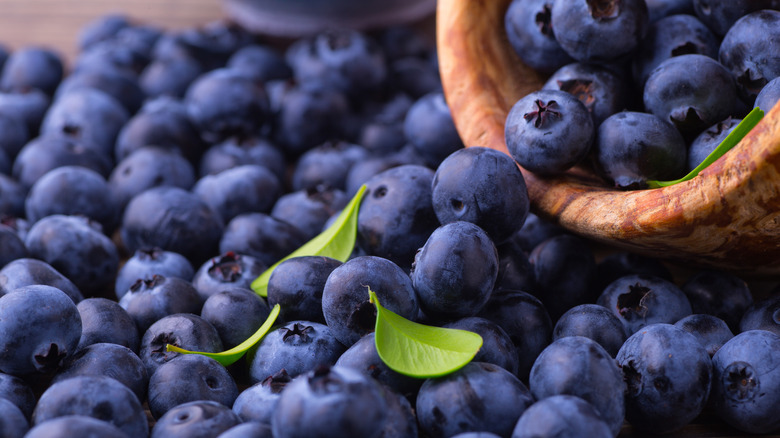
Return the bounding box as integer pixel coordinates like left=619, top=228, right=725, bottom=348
left=436, top=0, right=780, bottom=277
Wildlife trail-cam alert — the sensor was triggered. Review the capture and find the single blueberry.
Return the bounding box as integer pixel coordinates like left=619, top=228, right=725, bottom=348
left=150, top=400, right=242, bottom=438
left=511, top=395, right=613, bottom=438
left=76, top=297, right=140, bottom=353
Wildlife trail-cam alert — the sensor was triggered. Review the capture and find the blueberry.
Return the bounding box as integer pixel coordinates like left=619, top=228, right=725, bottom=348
left=376, top=383, right=419, bottom=438
left=217, top=422, right=273, bottom=438
left=444, top=317, right=521, bottom=376
left=755, top=76, right=780, bottom=113
left=357, top=164, right=439, bottom=270
left=494, top=238, right=535, bottom=293
left=0, top=112, right=29, bottom=161
left=273, top=85, right=350, bottom=156
left=693, top=0, right=775, bottom=36
left=505, top=89, right=594, bottom=175
left=553, top=304, right=628, bottom=357
left=594, top=251, right=673, bottom=295
left=139, top=313, right=224, bottom=377
left=597, top=274, right=692, bottom=335
left=529, top=336, right=625, bottom=435
left=511, top=395, right=613, bottom=438
left=682, top=270, right=753, bottom=332
left=411, top=222, right=498, bottom=321
left=151, top=400, right=242, bottom=438
left=171, top=21, right=253, bottom=70
left=719, top=10, right=780, bottom=102
left=0, top=285, right=81, bottom=375
left=25, top=215, right=119, bottom=299
left=271, top=365, right=388, bottom=438
left=507, top=212, right=568, bottom=253
left=674, top=314, right=734, bottom=357
left=232, top=369, right=292, bottom=424
left=55, top=62, right=145, bottom=114
left=594, top=111, right=687, bottom=189
left=291, top=140, right=368, bottom=192
left=0, top=397, right=29, bottom=438
left=227, top=44, right=292, bottom=83
left=643, top=54, right=738, bottom=139
left=739, top=293, right=780, bottom=336
left=121, top=186, right=225, bottom=265
left=0, top=47, right=64, bottom=96
left=32, top=375, right=148, bottom=438
left=219, top=213, right=307, bottom=267
left=0, top=372, right=35, bottom=420
left=191, top=252, right=266, bottom=304
left=416, top=362, right=534, bottom=438
left=267, top=256, right=342, bottom=324
left=270, top=186, right=349, bottom=241
left=76, top=298, right=140, bottom=353
left=115, top=247, right=195, bottom=300
left=710, top=330, right=780, bottom=434
left=0, top=89, right=50, bottom=136
left=403, top=92, right=463, bottom=168
left=551, top=0, right=649, bottom=63
left=201, top=287, right=271, bottom=349
left=77, top=14, right=131, bottom=51
left=247, top=321, right=346, bottom=382
left=119, top=275, right=202, bottom=333
left=147, top=354, right=239, bottom=419
left=25, top=416, right=128, bottom=438
left=0, top=224, right=28, bottom=269
left=193, top=164, right=282, bottom=223
left=504, top=0, right=573, bottom=74
left=51, top=343, right=148, bottom=402
left=0, top=258, right=83, bottom=303
left=388, top=56, right=442, bottom=99
left=616, top=323, right=712, bottom=434
left=645, top=0, right=695, bottom=22
left=198, top=135, right=286, bottom=183
left=323, top=255, right=418, bottom=346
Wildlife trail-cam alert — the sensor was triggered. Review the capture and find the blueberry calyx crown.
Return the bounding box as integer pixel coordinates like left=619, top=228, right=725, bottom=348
left=616, top=283, right=650, bottom=320
left=262, top=369, right=293, bottom=394
left=34, top=342, right=67, bottom=373
left=723, top=361, right=759, bottom=402
left=535, top=4, right=554, bottom=37
left=523, top=99, right=562, bottom=128
left=207, top=251, right=243, bottom=282
left=281, top=323, right=314, bottom=343
left=588, top=0, right=620, bottom=21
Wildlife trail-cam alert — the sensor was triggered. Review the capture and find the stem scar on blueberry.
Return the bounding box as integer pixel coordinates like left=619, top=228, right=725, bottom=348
left=616, top=284, right=650, bottom=320
left=723, top=362, right=759, bottom=401
left=523, top=99, right=562, bottom=128
left=535, top=4, right=554, bottom=37
left=587, top=0, right=620, bottom=20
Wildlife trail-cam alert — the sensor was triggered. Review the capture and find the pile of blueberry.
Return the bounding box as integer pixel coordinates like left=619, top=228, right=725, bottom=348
left=0, top=5, right=779, bottom=438
left=504, top=0, right=780, bottom=188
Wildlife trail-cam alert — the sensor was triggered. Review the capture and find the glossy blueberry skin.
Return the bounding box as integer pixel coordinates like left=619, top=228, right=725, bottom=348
left=0, top=285, right=81, bottom=376
left=273, top=85, right=350, bottom=156
left=0, top=47, right=63, bottom=96
left=185, top=68, right=269, bottom=143
left=272, top=365, right=388, bottom=438
left=508, top=212, right=568, bottom=253
left=616, top=323, right=712, bottom=434
left=403, top=92, right=463, bottom=168
left=710, top=330, right=780, bottom=434
left=595, top=251, right=673, bottom=295
left=0, top=176, right=24, bottom=218
left=76, top=298, right=140, bottom=353
left=445, top=317, right=520, bottom=376
left=25, top=166, right=117, bottom=232
left=109, top=146, right=196, bottom=212
left=151, top=400, right=242, bottom=438
left=201, top=287, right=271, bottom=349
left=141, top=53, right=203, bottom=99
left=198, top=136, right=286, bottom=183
left=40, top=88, right=129, bottom=160
left=646, top=0, right=694, bottom=22
left=0, top=224, right=27, bottom=269
left=0, top=258, right=83, bottom=303
left=55, top=62, right=145, bottom=114
left=551, top=0, right=649, bottom=63
left=739, top=294, right=780, bottom=336
left=376, top=384, right=418, bottom=438
left=674, top=314, right=734, bottom=357
left=506, top=89, right=594, bottom=175
left=511, top=394, right=612, bottom=438
left=115, top=247, right=195, bottom=300
left=219, top=213, right=307, bottom=268
left=529, top=234, right=597, bottom=321
left=597, top=274, right=692, bottom=335
left=0, top=89, right=50, bottom=136
left=227, top=44, right=292, bottom=83
left=356, top=93, right=412, bottom=156
left=32, top=375, right=147, bottom=438
left=412, top=222, right=498, bottom=321
left=334, top=332, right=422, bottom=399
left=193, top=164, right=281, bottom=223
left=119, top=275, right=202, bottom=334
left=271, top=186, right=349, bottom=241
left=682, top=270, right=753, bottom=332
left=191, top=252, right=266, bottom=304
left=432, top=147, right=529, bottom=245
left=553, top=304, right=628, bottom=357
left=693, top=0, right=775, bottom=37
left=529, top=336, right=626, bottom=436
left=594, top=111, right=687, bottom=189
left=217, top=422, right=273, bottom=438
left=148, top=354, right=239, bottom=419
left=478, top=290, right=553, bottom=380
left=755, top=76, right=780, bottom=113
left=632, top=14, right=719, bottom=88
left=451, top=434, right=501, bottom=438
left=323, top=256, right=418, bottom=346
left=644, top=54, right=738, bottom=139
left=504, top=0, right=573, bottom=74
left=25, top=415, right=128, bottom=438
left=0, top=112, right=29, bottom=161
left=25, top=215, right=119, bottom=298
left=292, top=141, right=368, bottom=192
left=115, top=96, right=206, bottom=164
left=51, top=343, right=148, bottom=402
left=719, top=10, right=780, bottom=102
left=417, top=362, right=534, bottom=438
left=121, top=186, right=225, bottom=265
left=232, top=369, right=292, bottom=424
left=0, top=397, right=29, bottom=438
left=12, top=134, right=112, bottom=190
left=357, top=164, right=439, bottom=270
left=542, top=62, right=630, bottom=126
left=247, top=321, right=346, bottom=382
left=169, top=21, right=253, bottom=71
left=139, top=313, right=224, bottom=377
left=267, top=256, right=342, bottom=324
left=0, top=372, right=36, bottom=420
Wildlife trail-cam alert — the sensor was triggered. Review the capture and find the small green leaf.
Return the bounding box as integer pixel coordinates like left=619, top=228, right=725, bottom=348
left=646, top=107, right=764, bottom=189
left=166, top=304, right=280, bottom=366
left=250, top=185, right=367, bottom=297
left=369, top=289, right=483, bottom=379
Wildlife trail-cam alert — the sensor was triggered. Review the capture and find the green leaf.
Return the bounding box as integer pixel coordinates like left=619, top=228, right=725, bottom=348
left=369, top=289, right=483, bottom=379
left=166, top=303, right=280, bottom=366
left=646, top=107, right=764, bottom=189
left=250, top=185, right=367, bottom=297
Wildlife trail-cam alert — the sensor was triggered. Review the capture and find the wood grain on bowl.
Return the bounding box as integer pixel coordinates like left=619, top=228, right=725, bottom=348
left=437, top=0, right=780, bottom=276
